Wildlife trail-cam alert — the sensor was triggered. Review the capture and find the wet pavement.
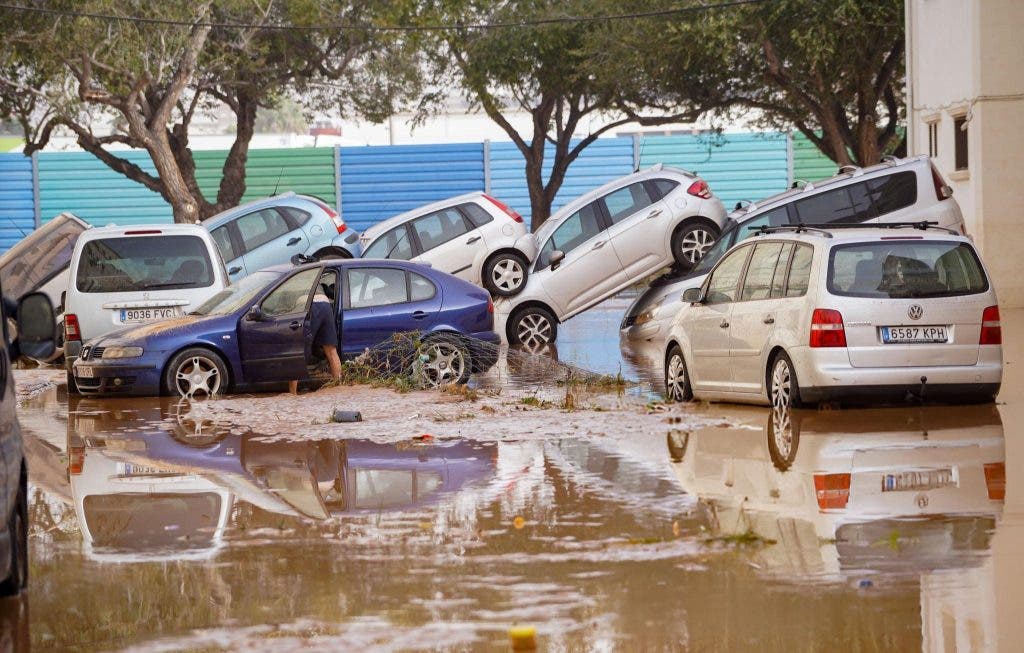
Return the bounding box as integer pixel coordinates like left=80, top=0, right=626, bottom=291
left=3, top=298, right=1024, bottom=651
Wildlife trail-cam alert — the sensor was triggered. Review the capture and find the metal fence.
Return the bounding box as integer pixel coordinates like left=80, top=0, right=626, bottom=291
left=0, top=131, right=837, bottom=253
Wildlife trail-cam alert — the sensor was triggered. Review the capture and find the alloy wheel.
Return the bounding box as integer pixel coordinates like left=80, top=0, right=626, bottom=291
left=419, top=341, right=467, bottom=387
left=679, top=228, right=715, bottom=264
left=516, top=313, right=552, bottom=348
left=173, top=355, right=222, bottom=398
left=771, top=358, right=792, bottom=409
left=491, top=258, right=525, bottom=293
left=666, top=352, right=687, bottom=401
left=770, top=404, right=794, bottom=461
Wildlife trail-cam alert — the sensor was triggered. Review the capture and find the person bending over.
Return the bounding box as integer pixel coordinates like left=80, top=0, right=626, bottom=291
left=289, top=293, right=342, bottom=394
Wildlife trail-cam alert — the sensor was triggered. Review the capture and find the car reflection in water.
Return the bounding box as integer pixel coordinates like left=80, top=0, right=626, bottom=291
left=67, top=398, right=497, bottom=552
left=667, top=403, right=1005, bottom=580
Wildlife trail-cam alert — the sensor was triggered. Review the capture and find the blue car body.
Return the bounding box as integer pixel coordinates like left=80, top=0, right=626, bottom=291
left=73, top=259, right=500, bottom=396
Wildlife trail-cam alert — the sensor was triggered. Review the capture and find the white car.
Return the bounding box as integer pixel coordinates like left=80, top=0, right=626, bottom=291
left=496, top=165, right=728, bottom=346
left=664, top=223, right=1002, bottom=406
left=622, top=155, right=967, bottom=343
left=359, top=192, right=538, bottom=297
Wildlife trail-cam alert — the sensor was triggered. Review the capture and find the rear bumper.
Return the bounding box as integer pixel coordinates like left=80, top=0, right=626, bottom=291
left=330, top=233, right=362, bottom=257
left=800, top=382, right=1001, bottom=404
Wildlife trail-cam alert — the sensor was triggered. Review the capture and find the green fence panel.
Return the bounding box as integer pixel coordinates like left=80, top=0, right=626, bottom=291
left=791, top=132, right=840, bottom=183
left=193, top=147, right=337, bottom=208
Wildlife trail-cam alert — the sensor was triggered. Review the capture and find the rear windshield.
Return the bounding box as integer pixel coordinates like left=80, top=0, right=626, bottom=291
left=76, top=235, right=214, bottom=293
left=83, top=492, right=220, bottom=551
left=828, top=240, right=988, bottom=298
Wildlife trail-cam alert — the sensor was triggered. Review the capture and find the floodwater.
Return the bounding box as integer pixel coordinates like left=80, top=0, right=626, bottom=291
left=3, top=301, right=1024, bottom=652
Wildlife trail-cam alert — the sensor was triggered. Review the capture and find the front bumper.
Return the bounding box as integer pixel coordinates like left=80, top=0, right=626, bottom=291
left=468, top=331, right=501, bottom=373
left=72, top=357, right=163, bottom=396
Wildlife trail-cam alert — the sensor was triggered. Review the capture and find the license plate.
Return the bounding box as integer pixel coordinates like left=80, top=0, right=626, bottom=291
left=116, top=462, right=168, bottom=477
left=76, top=365, right=94, bottom=378
left=881, top=325, right=948, bottom=343
left=881, top=468, right=955, bottom=492
left=120, top=307, right=180, bottom=324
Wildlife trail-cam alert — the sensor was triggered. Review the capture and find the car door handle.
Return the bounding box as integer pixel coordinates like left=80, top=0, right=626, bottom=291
left=228, top=266, right=242, bottom=275
left=411, top=310, right=428, bottom=320
left=592, top=240, right=606, bottom=249
left=763, top=316, right=775, bottom=325
left=287, top=237, right=302, bottom=246
left=646, top=208, right=663, bottom=219
left=289, top=320, right=302, bottom=330
left=719, top=320, right=730, bottom=328
left=466, top=236, right=481, bottom=244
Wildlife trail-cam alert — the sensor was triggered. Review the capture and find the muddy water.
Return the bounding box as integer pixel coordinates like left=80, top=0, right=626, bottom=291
left=4, top=303, right=1024, bottom=652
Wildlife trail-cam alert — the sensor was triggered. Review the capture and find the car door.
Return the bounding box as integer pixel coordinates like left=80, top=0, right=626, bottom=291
left=211, top=224, right=247, bottom=281
left=238, top=267, right=321, bottom=382
left=601, top=181, right=669, bottom=278
left=729, top=241, right=791, bottom=393
left=685, top=244, right=751, bottom=391
left=340, top=266, right=442, bottom=357
left=236, top=208, right=306, bottom=273
left=409, top=208, right=487, bottom=280
left=534, top=201, right=624, bottom=316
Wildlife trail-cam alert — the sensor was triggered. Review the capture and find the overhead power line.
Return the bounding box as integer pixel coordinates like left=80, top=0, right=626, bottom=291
left=0, top=0, right=766, bottom=32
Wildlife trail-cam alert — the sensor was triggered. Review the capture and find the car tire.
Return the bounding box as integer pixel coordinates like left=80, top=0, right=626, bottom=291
left=671, top=220, right=720, bottom=271
left=769, top=351, right=803, bottom=409
left=164, top=348, right=229, bottom=399
left=0, top=469, right=28, bottom=596
left=667, top=429, right=690, bottom=463
left=66, top=370, right=79, bottom=396
left=508, top=306, right=557, bottom=348
left=664, top=344, right=694, bottom=402
left=313, top=248, right=351, bottom=261
left=483, top=252, right=529, bottom=297
left=766, top=404, right=801, bottom=471
left=417, top=334, right=471, bottom=386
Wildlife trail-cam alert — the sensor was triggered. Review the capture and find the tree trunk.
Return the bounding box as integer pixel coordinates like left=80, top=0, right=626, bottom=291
left=147, top=129, right=203, bottom=223
left=525, top=156, right=552, bottom=232
left=213, top=91, right=258, bottom=216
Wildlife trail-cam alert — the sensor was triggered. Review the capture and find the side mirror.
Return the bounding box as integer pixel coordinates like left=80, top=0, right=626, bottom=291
left=16, top=292, right=57, bottom=360
left=246, top=306, right=264, bottom=322
left=682, top=287, right=704, bottom=304
left=549, top=249, right=565, bottom=271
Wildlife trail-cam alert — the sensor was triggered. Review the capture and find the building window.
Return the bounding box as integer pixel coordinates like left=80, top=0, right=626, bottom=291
left=953, top=115, right=968, bottom=170
left=927, top=121, right=939, bottom=158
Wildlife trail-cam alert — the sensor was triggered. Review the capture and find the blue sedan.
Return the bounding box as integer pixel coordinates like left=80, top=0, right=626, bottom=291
left=71, top=259, right=500, bottom=397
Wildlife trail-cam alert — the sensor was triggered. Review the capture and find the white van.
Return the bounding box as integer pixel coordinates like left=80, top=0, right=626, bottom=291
left=64, top=224, right=229, bottom=387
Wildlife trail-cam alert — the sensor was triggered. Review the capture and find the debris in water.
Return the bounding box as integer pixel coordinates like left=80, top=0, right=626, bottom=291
left=509, top=625, right=537, bottom=651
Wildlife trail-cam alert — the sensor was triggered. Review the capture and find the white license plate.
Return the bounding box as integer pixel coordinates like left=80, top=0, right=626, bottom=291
left=76, top=365, right=94, bottom=378
left=120, top=307, right=180, bottom=324
left=882, top=468, right=955, bottom=492
left=881, top=325, right=948, bottom=343
left=116, top=462, right=170, bottom=477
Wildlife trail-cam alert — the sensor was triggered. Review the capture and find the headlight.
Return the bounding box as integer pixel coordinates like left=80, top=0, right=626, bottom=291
left=634, top=300, right=664, bottom=326
left=102, top=346, right=144, bottom=359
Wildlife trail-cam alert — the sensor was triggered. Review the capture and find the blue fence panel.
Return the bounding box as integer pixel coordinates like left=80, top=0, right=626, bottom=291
left=488, top=138, right=635, bottom=221
left=638, top=132, right=790, bottom=210
left=0, top=153, right=35, bottom=253
left=339, top=143, right=485, bottom=232
left=38, top=151, right=173, bottom=226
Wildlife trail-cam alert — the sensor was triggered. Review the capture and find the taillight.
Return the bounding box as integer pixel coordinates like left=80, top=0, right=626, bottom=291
left=931, top=163, right=953, bottom=201
left=980, top=305, right=1001, bottom=345
left=487, top=297, right=494, bottom=314
left=984, top=463, right=1005, bottom=501
left=482, top=195, right=523, bottom=223
left=65, top=314, right=81, bottom=342
left=809, top=308, right=846, bottom=348
left=313, top=199, right=347, bottom=234
left=686, top=179, right=712, bottom=200
left=814, top=473, right=851, bottom=510
left=69, top=446, right=85, bottom=475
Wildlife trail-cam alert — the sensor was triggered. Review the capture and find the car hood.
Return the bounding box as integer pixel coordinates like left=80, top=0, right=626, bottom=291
left=625, top=272, right=708, bottom=319
left=93, top=313, right=238, bottom=347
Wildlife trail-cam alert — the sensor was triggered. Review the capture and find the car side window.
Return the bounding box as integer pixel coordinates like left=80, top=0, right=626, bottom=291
left=739, top=207, right=790, bottom=243
left=601, top=182, right=656, bottom=224
left=705, top=246, right=750, bottom=304
left=461, top=203, right=495, bottom=227
left=412, top=208, right=473, bottom=253
left=784, top=244, right=813, bottom=297
left=647, top=178, right=680, bottom=200
left=740, top=242, right=785, bottom=301
left=280, top=206, right=313, bottom=226
left=770, top=243, right=794, bottom=298
left=236, top=209, right=292, bottom=253
left=211, top=226, right=237, bottom=262
left=864, top=171, right=918, bottom=215
left=409, top=271, right=436, bottom=302
left=261, top=268, right=320, bottom=317
left=537, top=202, right=603, bottom=268
left=794, top=187, right=874, bottom=224
left=348, top=268, right=409, bottom=309
left=364, top=226, right=413, bottom=261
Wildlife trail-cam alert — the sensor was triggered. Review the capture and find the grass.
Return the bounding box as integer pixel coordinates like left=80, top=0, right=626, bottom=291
left=702, top=530, right=777, bottom=547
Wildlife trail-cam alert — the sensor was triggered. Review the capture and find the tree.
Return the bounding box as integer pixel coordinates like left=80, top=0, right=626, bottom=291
left=417, top=0, right=726, bottom=231
left=0, top=1, right=420, bottom=222
left=656, top=0, right=905, bottom=167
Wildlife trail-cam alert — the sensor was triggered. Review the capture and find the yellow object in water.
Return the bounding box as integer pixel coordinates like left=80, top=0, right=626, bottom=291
left=509, top=625, right=537, bottom=650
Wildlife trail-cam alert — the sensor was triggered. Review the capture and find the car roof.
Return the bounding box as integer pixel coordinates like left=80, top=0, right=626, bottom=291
left=747, top=225, right=971, bottom=246
left=80, top=223, right=210, bottom=238
left=263, top=257, right=436, bottom=275
left=359, top=192, right=486, bottom=241
left=201, top=192, right=309, bottom=228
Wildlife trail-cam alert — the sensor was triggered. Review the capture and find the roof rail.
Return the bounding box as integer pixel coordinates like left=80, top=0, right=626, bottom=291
left=880, top=154, right=900, bottom=166
left=749, top=224, right=834, bottom=238
left=748, top=220, right=957, bottom=238
left=837, top=164, right=861, bottom=176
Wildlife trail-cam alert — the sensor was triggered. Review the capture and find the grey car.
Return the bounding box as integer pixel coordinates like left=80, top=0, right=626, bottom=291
left=202, top=192, right=361, bottom=282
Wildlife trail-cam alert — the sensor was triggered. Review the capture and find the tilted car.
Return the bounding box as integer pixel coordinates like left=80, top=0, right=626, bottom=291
left=496, top=165, right=728, bottom=347
left=359, top=192, right=538, bottom=298
left=203, top=192, right=361, bottom=282
left=71, top=259, right=500, bottom=397
left=664, top=223, right=1002, bottom=406
left=622, top=155, right=966, bottom=343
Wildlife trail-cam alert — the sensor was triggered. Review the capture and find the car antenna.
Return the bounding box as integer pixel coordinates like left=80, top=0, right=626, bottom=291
left=271, top=167, right=284, bottom=197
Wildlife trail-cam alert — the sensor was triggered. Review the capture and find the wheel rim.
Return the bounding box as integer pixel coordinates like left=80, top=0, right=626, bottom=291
left=174, top=355, right=222, bottom=398
left=771, top=404, right=794, bottom=461
left=516, top=313, right=552, bottom=347
left=420, top=341, right=466, bottom=387
left=492, top=258, right=525, bottom=292
left=679, top=228, right=716, bottom=264
left=771, top=358, right=792, bottom=408
left=666, top=352, right=686, bottom=401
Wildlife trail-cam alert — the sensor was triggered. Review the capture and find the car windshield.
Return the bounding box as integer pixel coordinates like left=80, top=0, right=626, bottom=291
left=191, top=271, right=281, bottom=315
left=76, top=235, right=215, bottom=293
left=828, top=240, right=989, bottom=298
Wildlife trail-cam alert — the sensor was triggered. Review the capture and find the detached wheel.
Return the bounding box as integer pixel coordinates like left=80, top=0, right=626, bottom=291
left=164, top=348, right=229, bottom=399
left=664, top=344, right=693, bottom=402
left=671, top=220, right=720, bottom=270
left=508, top=306, right=557, bottom=348
left=0, top=469, right=27, bottom=596
left=483, top=252, right=529, bottom=297
left=769, top=351, right=802, bottom=409
left=418, top=335, right=471, bottom=386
